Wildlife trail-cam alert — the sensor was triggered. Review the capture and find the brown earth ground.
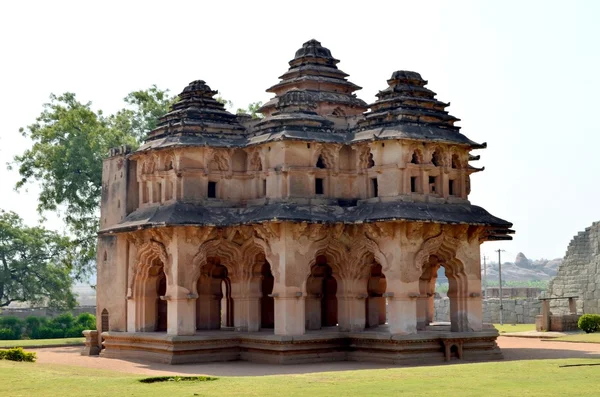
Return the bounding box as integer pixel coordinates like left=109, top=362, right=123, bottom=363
left=29, top=337, right=600, bottom=377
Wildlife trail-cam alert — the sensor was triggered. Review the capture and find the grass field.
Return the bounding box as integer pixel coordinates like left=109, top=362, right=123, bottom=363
left=1, top=358, right=599, bottom=397
left=553, top=333, right=600, bottom=344
left=494, top=323, right=536, bottom=333
left=0, top=338, right=84, bottom=349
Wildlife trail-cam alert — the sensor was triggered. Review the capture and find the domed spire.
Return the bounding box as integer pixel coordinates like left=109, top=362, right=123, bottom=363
left=258, top=39, right=367, bottom=120
left=145, top=80, right=245, bottom=142
left=359, top=70, right=460, bottom=130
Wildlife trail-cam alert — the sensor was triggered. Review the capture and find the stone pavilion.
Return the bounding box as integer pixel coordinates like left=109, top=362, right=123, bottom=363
left=93, top=39, right=513, bottom=364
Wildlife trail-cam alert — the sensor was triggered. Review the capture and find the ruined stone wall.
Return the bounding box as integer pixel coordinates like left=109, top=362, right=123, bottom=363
left=434, top=297, right=541, bottom=324
left=547, top=222, right=600, bottom=314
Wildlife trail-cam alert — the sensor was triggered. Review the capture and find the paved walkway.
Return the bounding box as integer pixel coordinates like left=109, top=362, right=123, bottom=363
left=31, top=336, right=600, bottom=377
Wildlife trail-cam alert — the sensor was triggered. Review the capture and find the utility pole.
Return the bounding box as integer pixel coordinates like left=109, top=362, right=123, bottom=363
left=496, top=249, right=505, bottom=325
left=482, top=255, right=488, bottom=299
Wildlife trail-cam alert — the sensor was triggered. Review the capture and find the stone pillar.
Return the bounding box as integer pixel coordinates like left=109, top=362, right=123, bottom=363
left=165, top=230, right=198, bottom=336
left=337, top=277, right=368, bottom=332
left=246, top=277, right=262, bottom=332
left=230, top=279, right=248, bottom=332
left=541, top=299, right=550, bottom=331
left=167, top=297, right=196, bottom=335
left=274, top=290, right=305, bottom=335
left=387, top=279, right=419, bottom=334
left=464, top=278, right=483, bottom=332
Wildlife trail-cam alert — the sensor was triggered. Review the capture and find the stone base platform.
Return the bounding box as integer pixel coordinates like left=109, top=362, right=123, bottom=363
left=100, top=328, right=502, bottom=365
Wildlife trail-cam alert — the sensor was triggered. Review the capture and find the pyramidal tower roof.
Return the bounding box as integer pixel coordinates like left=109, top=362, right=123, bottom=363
left=144, top=80, right=245, bottom=143
left=354, top=71, right=482, bottom=148
left=259, top=39, right=367, bottom=118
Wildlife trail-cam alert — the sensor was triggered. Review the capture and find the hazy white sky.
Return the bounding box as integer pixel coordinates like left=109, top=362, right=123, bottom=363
left=0, top=0, right=598, bottom=261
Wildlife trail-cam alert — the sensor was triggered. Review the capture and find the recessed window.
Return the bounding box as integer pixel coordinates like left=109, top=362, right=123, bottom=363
left=315, top=178, right=324, bottom=195
left=367, top=153, right=375, bottom=168
left=429, top=176, right=437, bottom=193
left=371, top=178, right=378, bottom=197
left=316, top=155, right=326, bottom=169
left=449, top=180, right=455, bottom=196
left=208, top=181, right=217, bottom=198
left=410, top=176, right=418, bottom=193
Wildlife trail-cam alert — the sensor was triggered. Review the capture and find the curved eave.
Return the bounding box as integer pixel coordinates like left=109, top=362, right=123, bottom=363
left=99, top=201, right=513, bottom=241
left=352, top=125, right=484, bottom=148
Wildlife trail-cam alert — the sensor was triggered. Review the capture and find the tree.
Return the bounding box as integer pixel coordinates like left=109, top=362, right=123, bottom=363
left=236, top=101, right=264, bottom=119
left=0, top=210, right=76, bottom=309
left=10, top=88, right=174, bottom=277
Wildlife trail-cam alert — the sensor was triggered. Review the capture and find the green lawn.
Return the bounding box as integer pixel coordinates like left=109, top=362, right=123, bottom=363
left=1, top=359, right=599, bottom=397
left=0, top=337, right=84, bottom=348
left=553, top=333, right=600, bottom=344
left=494, top=323, right=536, bottom=333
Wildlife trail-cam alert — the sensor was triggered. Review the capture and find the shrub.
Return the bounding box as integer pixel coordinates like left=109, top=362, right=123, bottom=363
left=25, top=316, right=48, bottom=339
left=37, top=326, right=65, bottom=339
left=578, top=314, right=600, bottom=333
left=0, top=347, right=36, bottom=362
left=0, top=317, right=24, bottom=339
left=75, top=313, right=96, bottom=330
left=65, top=325, right=86, bottom=338
left=0, top=328, right=17, bottom=340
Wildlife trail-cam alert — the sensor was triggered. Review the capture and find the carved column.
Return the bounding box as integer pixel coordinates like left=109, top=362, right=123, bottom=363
left=165, top=229, right=197, bottom=336
left=337, top=277, right=368, bottom=332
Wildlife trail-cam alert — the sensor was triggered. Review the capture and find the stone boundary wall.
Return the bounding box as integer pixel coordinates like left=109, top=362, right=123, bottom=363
left=0, top=306, right=96, bottom=319
left=434, top=298, right=541, bottom=324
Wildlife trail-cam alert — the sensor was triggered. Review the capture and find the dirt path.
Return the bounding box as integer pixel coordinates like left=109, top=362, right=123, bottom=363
left=31, top=337, right=600, bottom=377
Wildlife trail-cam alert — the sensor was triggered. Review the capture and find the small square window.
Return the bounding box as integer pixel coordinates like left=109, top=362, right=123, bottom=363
left=208, top=181, right=217, bottom=198
left=315, top=178, right=324, bottom=195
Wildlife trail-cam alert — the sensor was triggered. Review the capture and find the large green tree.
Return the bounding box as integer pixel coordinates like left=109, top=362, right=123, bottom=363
left=0, top=210, right=76, bottom=309
left=10, top=87, right=174, bottom=277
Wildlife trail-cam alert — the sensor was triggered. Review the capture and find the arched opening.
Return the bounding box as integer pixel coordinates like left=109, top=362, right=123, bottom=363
left=133, top=255, right=168, bottom=332
left=366, top=263, right=387, bottom=328
left=417, top=254, right=467, bottom=332
left=101, top=308, right=109, bottom=332
left=410, top=150, right=422, bottom=164
left=196, top=258, right=232, bottom=330
left=156, top=272, right=167, bottom=332
left=432, top=150, right=442, bottom=167
left=260, top=262, right=275, bottom=329
left=100, top=308, right=109, bottom=350
left=367, top=153, right=375, bottom=168
left=305, top=256, right=338, bottom=330
left=316, top=155, right=327, bottom=169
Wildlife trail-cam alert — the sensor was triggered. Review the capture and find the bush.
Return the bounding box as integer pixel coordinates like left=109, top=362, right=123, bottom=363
left=0, top=328, right=17, bottom=340
left=578, top=314, right=600, bottom=333
left=0, top=317, right=24, bottom=339
left=76, top=313, right=96, bottom=330
left=37, top=326, right=65, bottom=339
left=25, top=316, right=48, bottom=339
left=0, top=347, right=36, bottom=362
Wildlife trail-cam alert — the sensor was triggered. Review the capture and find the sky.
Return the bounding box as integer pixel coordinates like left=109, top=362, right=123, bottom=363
left=0, top=0, right=599, bottom=262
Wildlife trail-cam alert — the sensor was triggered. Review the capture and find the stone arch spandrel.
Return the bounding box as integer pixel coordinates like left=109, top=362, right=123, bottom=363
left=410, top=231, right=462, bottom=283
left=190, top=235, right=267, bottom=295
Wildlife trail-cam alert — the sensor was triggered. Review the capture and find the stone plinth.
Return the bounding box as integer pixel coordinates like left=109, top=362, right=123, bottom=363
left=81, top=330, right=100, bottom=356
left=100, top=329, right=502, bottom=365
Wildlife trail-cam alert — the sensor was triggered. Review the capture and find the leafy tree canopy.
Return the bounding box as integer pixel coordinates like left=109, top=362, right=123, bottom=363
left=10, top=87, right=175, bottom=277
left=0, top=210, right=76, bottom=309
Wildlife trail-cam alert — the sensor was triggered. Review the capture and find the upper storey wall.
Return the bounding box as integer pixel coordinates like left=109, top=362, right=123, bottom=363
left=129, top=138, right=473, bottom=211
